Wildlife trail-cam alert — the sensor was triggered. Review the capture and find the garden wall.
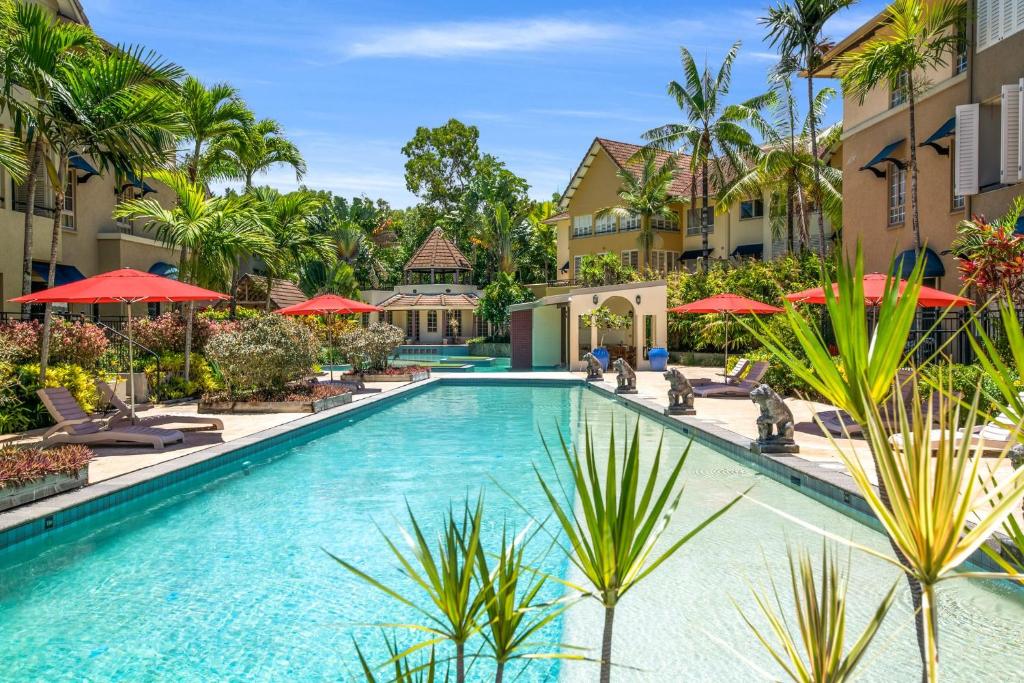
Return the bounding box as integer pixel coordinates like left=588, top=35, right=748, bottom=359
left=468, top=342, right=511, bottom=358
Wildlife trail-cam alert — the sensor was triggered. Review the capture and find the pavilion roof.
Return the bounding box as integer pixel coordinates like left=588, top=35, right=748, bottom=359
left=404, top=227, right=471, bottom=273
left=377, top=292, right=479, bottom=309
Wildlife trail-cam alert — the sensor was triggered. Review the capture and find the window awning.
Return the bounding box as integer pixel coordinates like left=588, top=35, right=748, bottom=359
left=893, top=247, right=945, bottom=279
left=680, top=249, right=707, bottom=260
left=859, top=139, right=905, bottom=177
left=31, top=261, right=86, bottom=286
left=919, top=117, right=955, bottom=155
left=68, top=152, right=99, bottom=182
left=119, top=167, right=157, bottom=195
left=560, top=260, right=570, bottom=273
left=731, top=243, right=763, bottom=258
left=148, top=261, right=179, bottom=279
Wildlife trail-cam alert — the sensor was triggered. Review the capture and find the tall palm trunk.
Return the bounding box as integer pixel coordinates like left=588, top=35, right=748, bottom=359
left=495, top=660, right=505, bottom=683
left=906, top=72, right=923, bottom=251
left=39, top=160, right=67, bottom=382
left=228, top=175, right=254, bottom=319
left=600, top=603, right=616, bottom=683
left=806, top=75, right=828, bottom=261
left=786, top=182, right=795, bottom=254
left=455, top=641, right=465, bottom=683
left=640, top=214, right=652, bottom=271
left=179, top=247, right=193, bottom=381
left=700, top=154, right=710, bottom=272
left=20, top=138, right=43, bottom=315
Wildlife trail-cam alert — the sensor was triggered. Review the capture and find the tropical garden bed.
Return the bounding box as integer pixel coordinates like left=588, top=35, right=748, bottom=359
left=200, top=382, right=352, bottom=414
left=0, top=444, right=93, bottom=512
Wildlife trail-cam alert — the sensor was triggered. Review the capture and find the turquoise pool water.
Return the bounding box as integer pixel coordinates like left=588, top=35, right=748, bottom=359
left=1, top=383, right=1023, bottom=681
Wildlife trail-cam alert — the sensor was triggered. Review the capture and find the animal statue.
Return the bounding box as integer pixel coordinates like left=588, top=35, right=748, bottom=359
left=612, top=358, right=637, bottom=393
left=582, top=352, right=603, bottom=381
left=663, top=368, right=695, bottom=412
left=750, top=384, right=795, bottom=443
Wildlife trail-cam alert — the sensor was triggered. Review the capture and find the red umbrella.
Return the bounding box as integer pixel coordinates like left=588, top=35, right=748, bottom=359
left=784, top=273, right=973, bottom=307
left=12, top=268, right=228, bottom=419
left=668, top=294, right=784, bottom=374
left=276, top=294, right=380, bottom=382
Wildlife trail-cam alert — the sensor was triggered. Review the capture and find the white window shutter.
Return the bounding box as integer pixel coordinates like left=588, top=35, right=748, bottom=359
left=1019, top=78, right=1024, bottom=180
left=978, top=0, right=993, bottom=50
left=1002, top=0, right=1015, bottom=39
left=955, top=104, right=980, bottom=195
left=1001, top=83, right=1021, bottom=184
left=1018, top=0, right=1024, bottom=33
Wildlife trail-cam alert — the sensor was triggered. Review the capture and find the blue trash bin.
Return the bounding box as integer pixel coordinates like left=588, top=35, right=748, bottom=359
left=591, top=346, right=610, bottom=370
left=648, top=347, right=669, bottom=371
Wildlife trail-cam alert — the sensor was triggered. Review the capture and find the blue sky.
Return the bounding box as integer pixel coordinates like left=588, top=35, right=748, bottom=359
left=87, top=0, right=887, bottom=207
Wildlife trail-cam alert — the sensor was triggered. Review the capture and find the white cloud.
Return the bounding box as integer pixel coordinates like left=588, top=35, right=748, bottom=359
left=745, top=51, right=781, bottom=63
left=343, top=18, right=616, bottom=59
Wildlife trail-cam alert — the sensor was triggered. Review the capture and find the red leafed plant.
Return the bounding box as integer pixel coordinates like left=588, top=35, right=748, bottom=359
left=953, top=198, right=1024, bottom=305
left=0, top=444, right=93, bottom=490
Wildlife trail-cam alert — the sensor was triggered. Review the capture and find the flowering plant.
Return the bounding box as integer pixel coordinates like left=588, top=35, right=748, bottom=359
left=0, top=444, right=93, bottom=489
left=953, top=199, right=1024, bottom=305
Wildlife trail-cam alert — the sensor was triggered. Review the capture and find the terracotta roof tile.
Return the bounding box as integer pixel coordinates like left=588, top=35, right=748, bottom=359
left=541, top=211, right=569, bottom=224
left=240, top=274, right=307, bottom=309
left=404, top=227, right=471, bottom=272
left=595, top=138, right=706, bottom=197
left=377, top=292, right=480, bottom=309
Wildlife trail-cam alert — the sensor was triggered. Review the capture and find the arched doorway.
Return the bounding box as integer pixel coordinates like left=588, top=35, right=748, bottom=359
left=598, top=295, right=637, bottom=367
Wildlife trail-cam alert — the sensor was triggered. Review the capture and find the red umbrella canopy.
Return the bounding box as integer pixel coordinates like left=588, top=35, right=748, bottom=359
left=10, top=268, right=228, bottom=304
left=275, top=294, right=379, bottom=316
left=784, top=273, right=973, bottom=308
left=668, top=293, right=784, bottom=315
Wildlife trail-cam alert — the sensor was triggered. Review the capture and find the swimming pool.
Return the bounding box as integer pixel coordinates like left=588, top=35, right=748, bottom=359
left=0, top=382, right=1022, bottom=681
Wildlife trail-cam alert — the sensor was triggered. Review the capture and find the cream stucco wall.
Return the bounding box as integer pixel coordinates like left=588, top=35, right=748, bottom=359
left=562, top=281, right=668, bottom=371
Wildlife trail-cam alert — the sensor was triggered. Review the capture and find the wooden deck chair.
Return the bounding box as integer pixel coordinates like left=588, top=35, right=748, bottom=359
left=693, top=361, right=771, bottom=398
left=95, top=380, right=223, bottom=431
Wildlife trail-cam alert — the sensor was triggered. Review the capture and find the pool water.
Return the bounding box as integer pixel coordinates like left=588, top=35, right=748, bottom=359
left=1, top=384, right=1023, bottom=681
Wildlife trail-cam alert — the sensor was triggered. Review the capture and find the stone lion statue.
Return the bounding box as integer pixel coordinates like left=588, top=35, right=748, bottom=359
left=582, top=352, right=603, bottom=381
left=612, top=358, right=637, bottom=393
left=750, top=384, right=794, bottom=443
left=663, top=368, right=694, bottom=412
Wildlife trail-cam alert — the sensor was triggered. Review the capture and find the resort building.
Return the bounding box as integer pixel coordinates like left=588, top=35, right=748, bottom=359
left=815, top=0, right=1023, bottom=291
left=0, top=0, right=179, bottom=315
left=362, top=227, right=490, bottom=343
left=545, top=137, right=839, bottom=283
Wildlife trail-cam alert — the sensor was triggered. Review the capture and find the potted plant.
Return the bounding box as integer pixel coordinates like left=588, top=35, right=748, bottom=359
left=648, top=346, right=669, bottom=371
left=581, top=305, right=631, bottom=370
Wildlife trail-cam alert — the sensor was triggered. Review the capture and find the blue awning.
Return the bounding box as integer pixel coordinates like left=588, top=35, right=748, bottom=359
left=560, top=260, right=570, bottom=273
left=148, top=261, right=179, bottom=279
left=31, top=261, right=86, bottom=286
left=68, top=152, right=99, bottom=181
left=680, top=249, right=707, bottom=260
left=920, top=117, right=956, bottom=154
left=893, top=247, right=945, bottom=279
left=120, top=167, right=157, bottom=195
left=731, top=243, right=763, bottom=258
left=860, top=139, right=905, bottom=176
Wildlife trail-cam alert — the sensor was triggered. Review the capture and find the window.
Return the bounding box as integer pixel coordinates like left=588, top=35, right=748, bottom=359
left=384, top=310, right=394, bottom=325
left=448, top=310, right=462, bottom=337
left=950, top=153, right=965, bottom=210
left=147, top=302, right=160, bottom=317
left=426, top=310, right=438, bottom=333
left=361, top=313, right=370, bottom=327
left=14, top=163, right=53, bottom=217
left=61, top=178, right=75, bottom=230
left=888, top=164, right=906, bottom=225
left=475, top=314, right=488, bottom=337
left=621, top=250, right=639, bottom=269
left=115, top=186, right=138, bottom=232
left=686, top=207, right=714, bottom=235
left=890, top=72, right=909, bottom=108
left=739, top=198, right=764, bottom=220
left=595, top=213, right=617, bottom=234
left=666, top=251, right=680, bottom=272
left=572, top=215, right=592, bottom=237
left=573, top=255, right=584, bottom=277
left=621, top=212, right=640, bottom=232
left=954, top=20, right=968, bottom=74
left=405, top=312, right=415, bottom=337
left=651, top=212, right=679, bottom=231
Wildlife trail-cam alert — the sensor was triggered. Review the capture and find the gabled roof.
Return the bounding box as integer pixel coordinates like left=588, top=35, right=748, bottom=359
left=237, top=273, right=307, bottom=310
left=558, top=138, right=697, bottom=212
left=404, top=227, right=471, bottom=272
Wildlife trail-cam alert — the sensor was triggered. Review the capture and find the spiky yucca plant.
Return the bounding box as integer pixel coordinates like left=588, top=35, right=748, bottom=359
left=354, top=633, right=449, bottom=682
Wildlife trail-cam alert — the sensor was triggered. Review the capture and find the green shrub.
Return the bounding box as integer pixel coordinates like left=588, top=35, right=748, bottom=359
left=198, top=306, right=263, bottom=321
left=918, top=361, right=1020, bottom=423
left=205, top=316, right=318, bottom=397
left=336, top=322, right=405, bottom=372
left=143, top=353, right=222, bottom=401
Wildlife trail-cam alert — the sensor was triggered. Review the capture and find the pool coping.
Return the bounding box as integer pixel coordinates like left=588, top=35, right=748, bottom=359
left=0, top=374, right=1009, bottom=572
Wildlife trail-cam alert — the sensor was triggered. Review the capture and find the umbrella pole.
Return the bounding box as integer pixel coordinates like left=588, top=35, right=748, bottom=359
left=723, top=313, right=729, bottom=377
left=126, top=302, right=136, bottom=422
left=329, top=313, right=335, bottom=383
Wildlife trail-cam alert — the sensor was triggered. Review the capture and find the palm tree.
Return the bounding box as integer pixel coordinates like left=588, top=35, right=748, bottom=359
left=839, top=0, right=965, bottom=251
left=115, top=170, right=269, bottom=379
left=249, top=187, right=333, bottom=311
left=471, top=203, right=518, bottom=277
left=761, top=0, right=855, bottom=260
left=644, top=42, right=768, bottom=269
left=33, top=44, right=185, bottom=380
left=0, top=2, right=94, bottom=311
left=595, top=148, right=678, bottom=271
left=0, top=128, right=26, bottom=182
left=719, top=79, right=842, bottom=254
left=204, top=118, right=306, bottom=316
left=177, top=76, right=251, bottom=183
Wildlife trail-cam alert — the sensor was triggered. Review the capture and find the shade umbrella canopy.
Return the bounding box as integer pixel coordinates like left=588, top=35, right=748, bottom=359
left=11, top=268, right=228, bottom=421
left=275, top=294, right=380, bottom=383
left=275, top=294, right=379, bottom=316
left=784, top=273, right=973, bottom=307
left=668, top=293, right=783, bottom=376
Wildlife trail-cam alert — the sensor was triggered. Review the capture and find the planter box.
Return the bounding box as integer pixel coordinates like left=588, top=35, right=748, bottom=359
left=0, top=467, right=89, bottom=513
left=468, top=342, right=511, bottom=358
left=199, top=392, right=352, bottom=414
left=352, top=370, right=430, bottom=383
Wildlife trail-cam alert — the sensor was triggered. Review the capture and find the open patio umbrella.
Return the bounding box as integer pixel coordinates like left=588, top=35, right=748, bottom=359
left=11, top=268, right=228, bottom=420
left=668, top=293, right=784, bottom=376
left=784, top=273, right=974, bottom=307
left=276, top=294, right=380, bottom=382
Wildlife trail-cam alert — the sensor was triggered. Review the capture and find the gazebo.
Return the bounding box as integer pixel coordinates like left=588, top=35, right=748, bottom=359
left=404, top=227, right=471, bottom=284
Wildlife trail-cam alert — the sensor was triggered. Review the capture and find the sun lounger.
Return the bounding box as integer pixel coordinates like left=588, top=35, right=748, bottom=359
left=716, top=358, right=750, bottom=384
left=693, top=361, right=770, bottom=398
left=815, top=369, right=917, bottom=437
left=38, top=387, right=184, bottom=450
left=96, top=380, right=223, bottom=431
left=889, top=395, right=1023, bottom=453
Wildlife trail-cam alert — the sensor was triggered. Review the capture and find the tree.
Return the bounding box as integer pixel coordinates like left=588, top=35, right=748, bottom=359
left=177, top=75, right=251, bottom=183
left=719, top=78, right=842, bottom=253
left=1, top=2, right=94, bottom=311
left=115, top=170, right=269, bottom=379
left=595, top=148, right=679, bottom=270
left=304, top=193, right=394, bottom=290
left=839, top=0, right=965, bottom=252
left=644, top=42, right=767, bottom=269
left=521, top=200, right=558, bottom=283
left=762, top=0, right=855, bottom=260
left=471, top=203, right=519, bottom=278
left=577, top=253, right=636, bottom=288
left=475, top=272, right=533, bottom=339
left=402, top=118, right=481, bottom=219
left=249, top=187, right=334, bottom=311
